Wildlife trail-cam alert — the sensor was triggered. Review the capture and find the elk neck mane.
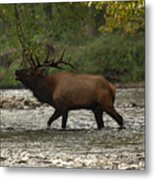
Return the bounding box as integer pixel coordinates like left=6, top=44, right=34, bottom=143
left=28, top=74, right=54, bottom=104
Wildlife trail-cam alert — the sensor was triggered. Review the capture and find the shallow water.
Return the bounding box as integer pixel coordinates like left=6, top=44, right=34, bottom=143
left=0, top=88, right=145, bottom=169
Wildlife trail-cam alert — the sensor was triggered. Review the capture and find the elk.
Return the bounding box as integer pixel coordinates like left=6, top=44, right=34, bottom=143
left=15, top=47, right=125, bottom=130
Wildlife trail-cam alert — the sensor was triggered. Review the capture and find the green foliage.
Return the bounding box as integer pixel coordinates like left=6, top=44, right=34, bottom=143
left=0, top=2, right=145, bottom=88
left=0, top=65, right=21, bottom=88
left=92, top=0, right=145, bottom=34
left=68, top=33, right=144, bottom=83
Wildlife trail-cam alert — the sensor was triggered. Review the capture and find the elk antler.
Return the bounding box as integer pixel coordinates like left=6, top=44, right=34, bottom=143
left=44, top=44, right=55, bottom=64
left=22, top=45, right=76, bottom=70
left=22, top=49, right=37, bottom=67
left=35, top=48, right=76, bottom=70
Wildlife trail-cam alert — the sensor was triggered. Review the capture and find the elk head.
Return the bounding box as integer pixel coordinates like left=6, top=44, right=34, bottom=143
left=15, top=46, right=76, bottom=88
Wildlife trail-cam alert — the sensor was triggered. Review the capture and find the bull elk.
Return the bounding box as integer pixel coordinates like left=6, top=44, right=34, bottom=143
left=15, top=47, right=125, bottom=130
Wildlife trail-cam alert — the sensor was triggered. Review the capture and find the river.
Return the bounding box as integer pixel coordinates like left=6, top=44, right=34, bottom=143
left=0, top=88, right=145, bottom=169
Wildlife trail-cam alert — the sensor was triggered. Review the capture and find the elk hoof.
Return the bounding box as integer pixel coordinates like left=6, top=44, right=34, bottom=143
left=118, top=126, right=126, bottom=130
left=46, top=126, right=50, bottom=130
left=97, top=126, right=105, bottom=130
left=47, top=121, right=51, bottom=127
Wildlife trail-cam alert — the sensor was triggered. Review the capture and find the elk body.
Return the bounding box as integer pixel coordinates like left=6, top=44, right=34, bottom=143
left=15, top=49, right=125, bottom=130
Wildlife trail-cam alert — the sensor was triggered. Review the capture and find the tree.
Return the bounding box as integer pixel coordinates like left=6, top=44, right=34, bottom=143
left=90, top=0, right=145, bottom=34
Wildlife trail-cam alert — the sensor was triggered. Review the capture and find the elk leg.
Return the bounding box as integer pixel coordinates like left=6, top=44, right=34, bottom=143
left=47, top=110, right=62, bottom=127
left=61, top=111, right=68, bottom=129
left=104, top=106, right=124, bottom=129
left=92, top=106, right=104, bottom=129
